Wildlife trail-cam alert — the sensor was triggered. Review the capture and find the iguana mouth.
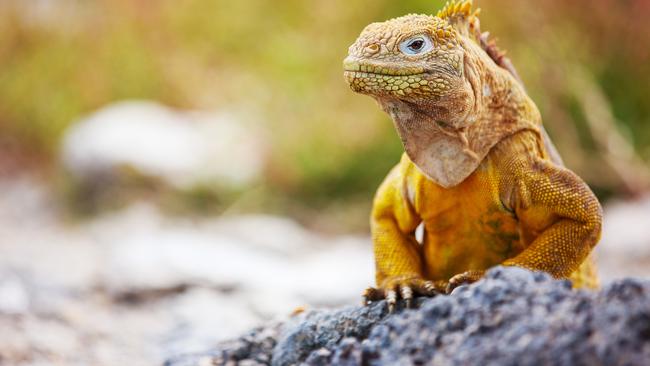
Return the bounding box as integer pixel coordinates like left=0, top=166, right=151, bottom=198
left=343, top=58, right=425, bottom=77
left=343, top=70, right=427, bottom=78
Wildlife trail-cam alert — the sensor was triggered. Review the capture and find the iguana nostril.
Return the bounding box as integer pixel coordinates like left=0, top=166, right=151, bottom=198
left=365, top=43, right=380, bottom=55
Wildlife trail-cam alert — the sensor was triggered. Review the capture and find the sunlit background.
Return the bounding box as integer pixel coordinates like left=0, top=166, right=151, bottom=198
left=1, top=0, right=649, bottom=364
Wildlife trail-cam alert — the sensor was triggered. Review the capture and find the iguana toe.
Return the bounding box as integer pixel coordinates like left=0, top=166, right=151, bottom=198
left=362, top=276, right=444, bottom=312
left=446, top=270, right=485, bottom=294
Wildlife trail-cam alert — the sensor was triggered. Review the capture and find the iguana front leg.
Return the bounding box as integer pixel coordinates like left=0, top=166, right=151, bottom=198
left=499, top=157, right=603, bottom=279
left=445, top=156, right=603, bottom=293
left=366, top=167, right=441, bottom=312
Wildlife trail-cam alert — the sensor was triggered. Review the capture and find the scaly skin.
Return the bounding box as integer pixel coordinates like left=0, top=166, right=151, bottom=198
left=344, top=1, right=602, bottom=312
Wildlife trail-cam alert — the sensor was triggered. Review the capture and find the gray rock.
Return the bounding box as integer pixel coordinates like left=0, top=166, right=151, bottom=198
left=166, top=266, right=650, bottom=366
left=271, top=299, right=388, bottom=366
left=165, top=323, right=282, bottom=366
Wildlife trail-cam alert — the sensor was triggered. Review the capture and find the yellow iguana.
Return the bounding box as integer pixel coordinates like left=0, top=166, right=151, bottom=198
left=343, top=0, right=602, bottom=311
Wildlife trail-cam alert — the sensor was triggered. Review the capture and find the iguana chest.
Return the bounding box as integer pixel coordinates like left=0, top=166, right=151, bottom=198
left=408, top=157, right=525, bottom=280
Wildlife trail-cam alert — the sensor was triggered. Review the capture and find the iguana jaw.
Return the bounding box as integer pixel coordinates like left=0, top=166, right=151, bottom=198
left=343, top=57, right=454, bottom=98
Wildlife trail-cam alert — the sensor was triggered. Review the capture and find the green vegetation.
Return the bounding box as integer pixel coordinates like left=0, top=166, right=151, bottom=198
left=0, top=0, right=648, bottom=230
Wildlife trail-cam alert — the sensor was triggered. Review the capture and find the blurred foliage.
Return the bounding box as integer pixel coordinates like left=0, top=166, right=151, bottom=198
left=0, top=0, right=649, bottom=231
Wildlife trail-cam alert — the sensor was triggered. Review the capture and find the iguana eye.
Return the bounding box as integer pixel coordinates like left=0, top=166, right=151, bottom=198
left=399, top=35, right=433, bottom=55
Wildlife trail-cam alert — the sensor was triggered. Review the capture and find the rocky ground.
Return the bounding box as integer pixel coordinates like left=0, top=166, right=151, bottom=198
left=166, top=267, right=650, bottom=366
left=0, top=176, right=371, bottom=365
left=0, top=175, right=649, bottom=365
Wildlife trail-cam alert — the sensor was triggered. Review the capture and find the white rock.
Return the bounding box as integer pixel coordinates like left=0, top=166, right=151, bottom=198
left=163, top=288, right=263, bottom=355
left=596, top=195, right=650, bottom=281
left=0, top=272, right=30, bottom=315
left=61, top=101, right=265, bottom=189
left=599, top=195, right=650, bottom=256
left=98, top=206, right=372, bottom=310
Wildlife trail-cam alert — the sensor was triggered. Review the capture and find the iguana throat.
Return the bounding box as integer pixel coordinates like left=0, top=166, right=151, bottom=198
left=380, top=98, right=481, bottom=188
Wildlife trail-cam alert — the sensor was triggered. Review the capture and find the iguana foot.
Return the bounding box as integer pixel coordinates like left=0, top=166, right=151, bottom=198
left=446, top=270, right=485, bottom=294
left=362, top=276, right=445, bottom=313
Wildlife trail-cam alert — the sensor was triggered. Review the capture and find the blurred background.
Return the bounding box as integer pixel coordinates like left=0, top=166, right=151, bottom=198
left=0, top=0, right=649, bottom=365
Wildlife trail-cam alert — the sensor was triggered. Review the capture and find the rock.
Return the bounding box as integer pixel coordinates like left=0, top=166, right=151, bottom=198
left=164, top=324, right=282, bottom=366
left=167, top=267, right=650, bottom=366
left=61, top=101, right=266, bottom=190
left=0, top=270, right=31, bottom=315
left=271, top=300, right=388, bottom=366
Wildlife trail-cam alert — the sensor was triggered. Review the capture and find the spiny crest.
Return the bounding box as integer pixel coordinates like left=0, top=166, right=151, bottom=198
left=438, top=1, right=522, bottom=87
left=436, top=0, right=474, bottom=19
left=436, top=0, right=481, bottom=37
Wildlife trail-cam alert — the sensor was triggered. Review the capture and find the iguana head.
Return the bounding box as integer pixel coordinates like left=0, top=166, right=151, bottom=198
left=344, top=9, right=475, bottom=128
left=344, top=0, right=540, bottom=187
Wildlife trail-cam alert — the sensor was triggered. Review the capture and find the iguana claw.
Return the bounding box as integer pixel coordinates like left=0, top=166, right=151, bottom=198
left=446, top=270, right=485, bottom=294
left=362, top=276, right=445, bottom=313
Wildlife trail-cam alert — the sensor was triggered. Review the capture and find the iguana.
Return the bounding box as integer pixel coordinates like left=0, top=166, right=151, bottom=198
left=343, top=0, right=602, bottom=311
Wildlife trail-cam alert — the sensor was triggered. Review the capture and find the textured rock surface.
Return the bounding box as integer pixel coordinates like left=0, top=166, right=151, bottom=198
left=167, top=267, right=650, bottom=366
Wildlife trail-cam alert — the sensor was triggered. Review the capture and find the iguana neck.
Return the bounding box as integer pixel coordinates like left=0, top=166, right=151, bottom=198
left=462, top=38, right=542, bottom=132
left=378, top=42, right=541, bottom=188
